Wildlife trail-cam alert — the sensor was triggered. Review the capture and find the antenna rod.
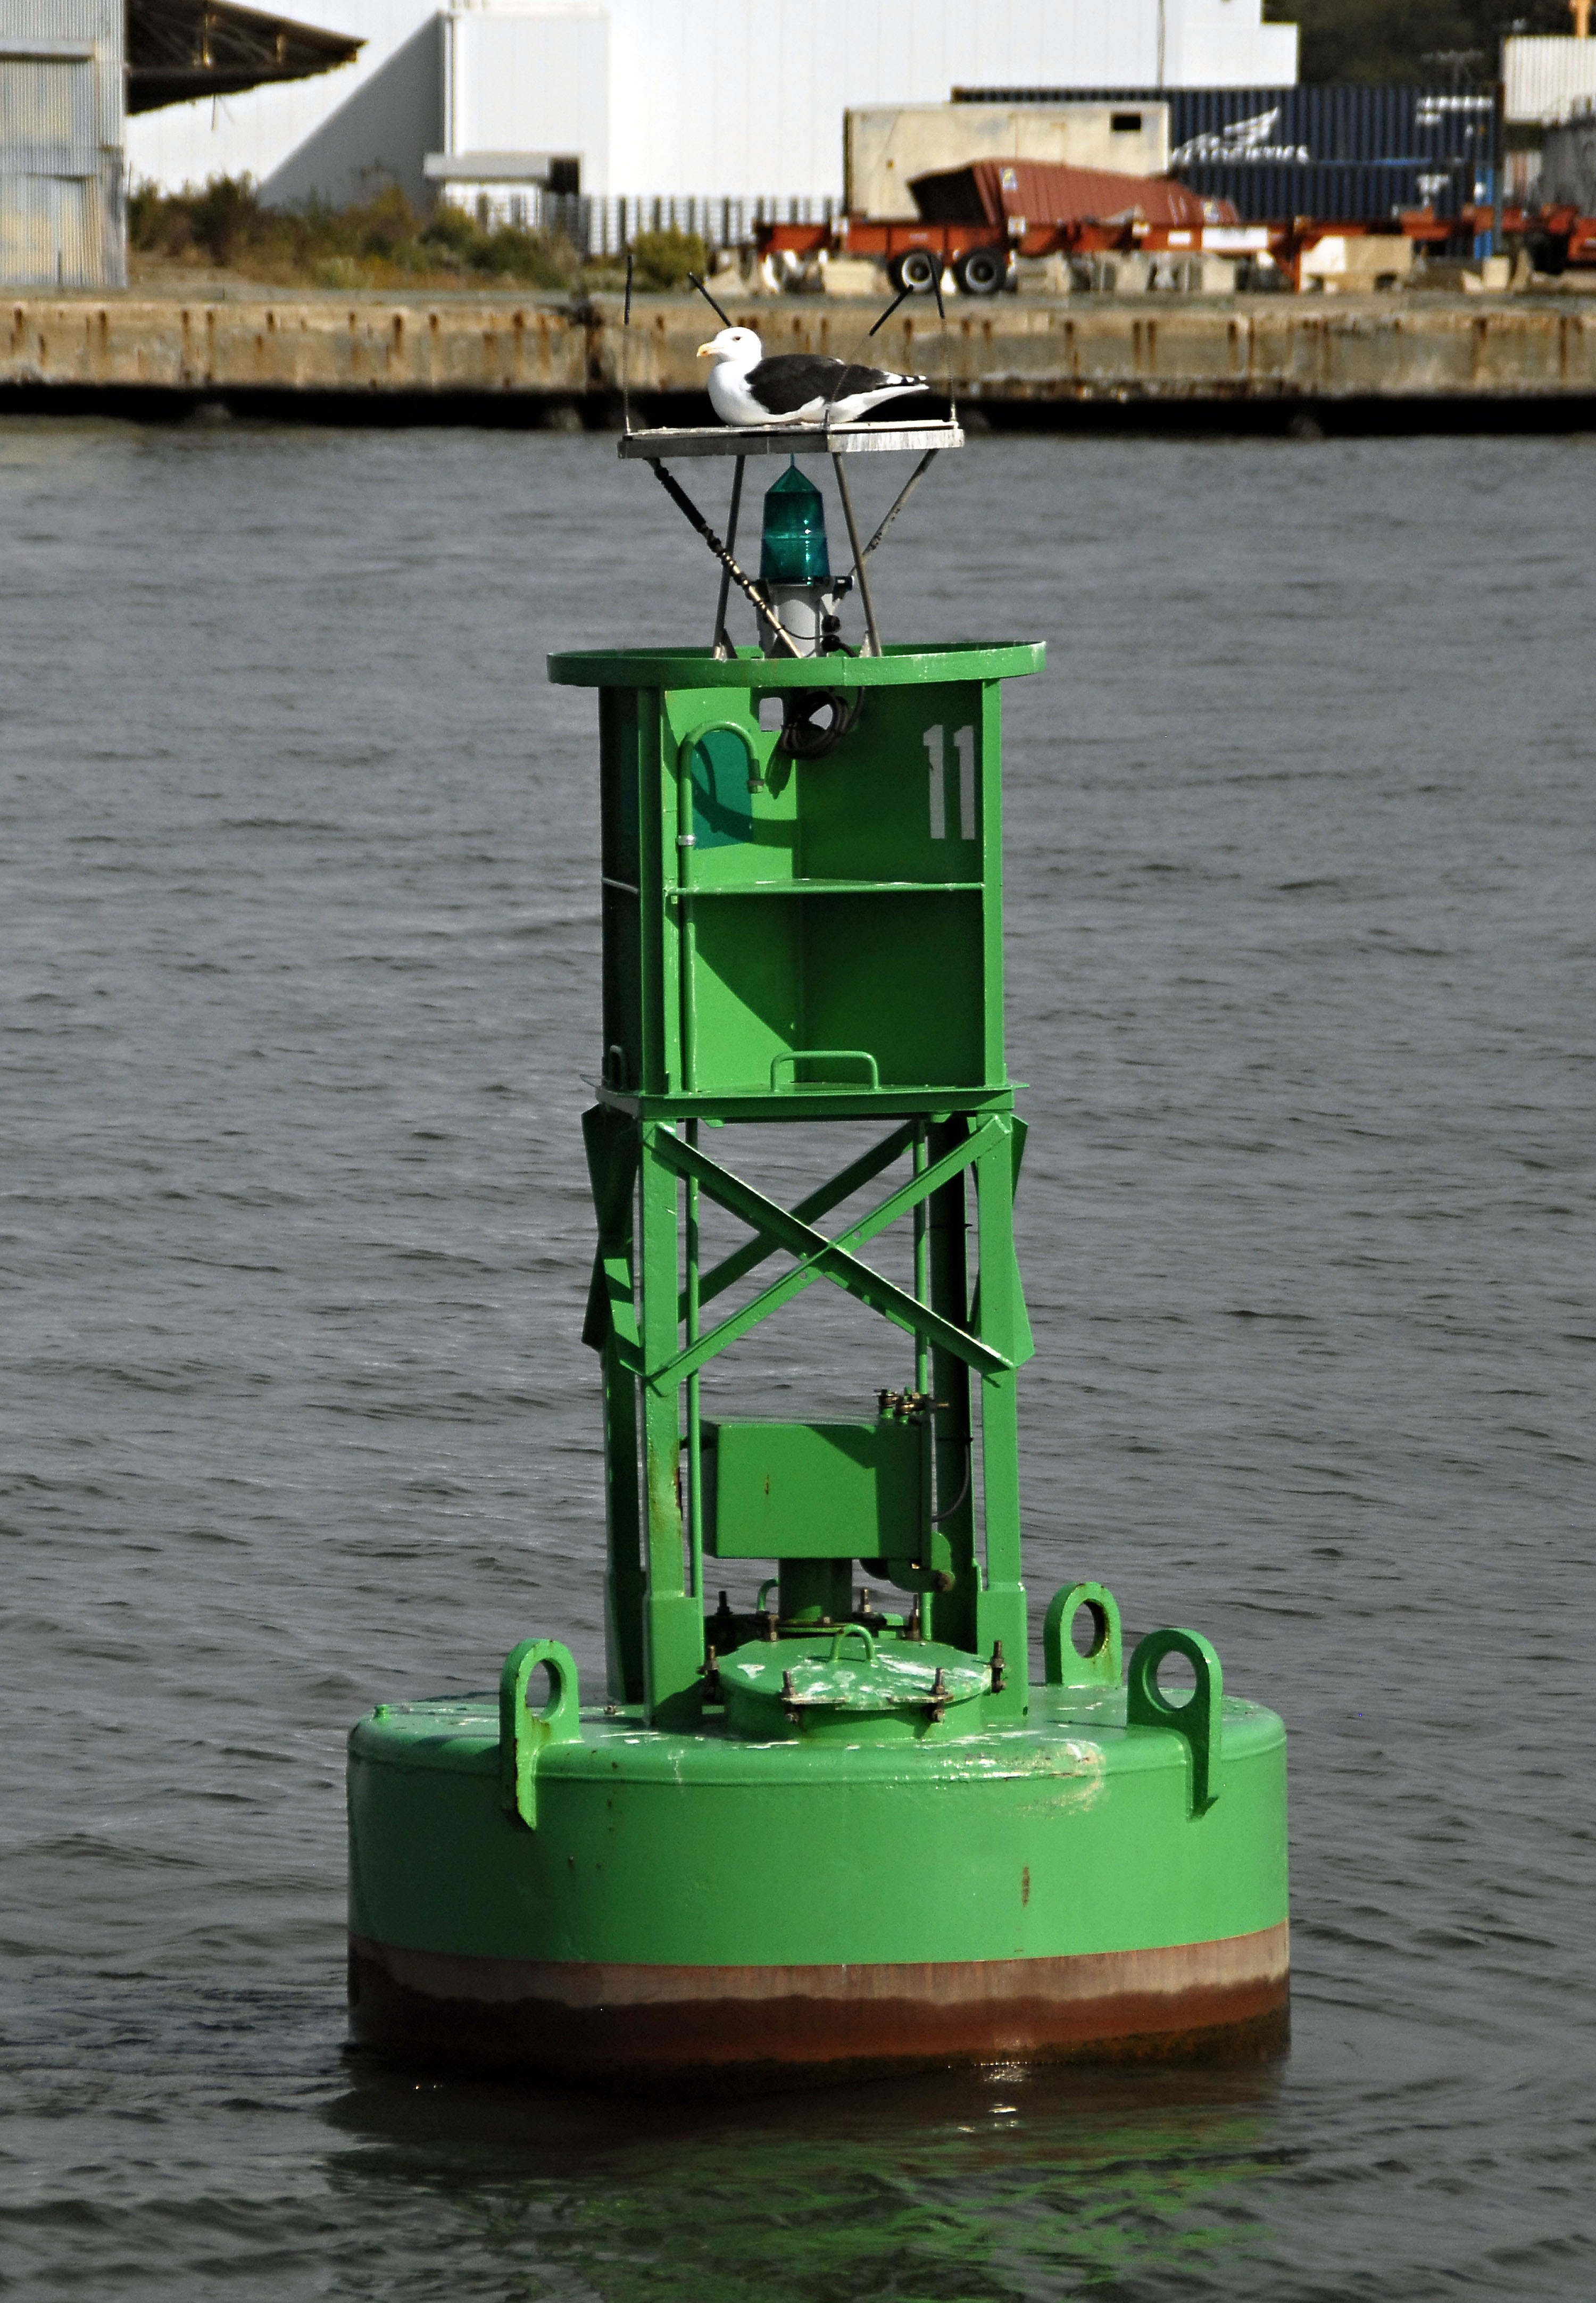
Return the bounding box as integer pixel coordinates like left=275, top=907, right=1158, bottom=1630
left=821, top=282, right=920, bottom=425
left=646, top=459, right=801, bottom=656
left=621, top=250, right=634, bottom=435
left=868, top=285, right=912, bottom=338
left=687, top=271, right=733, bottom=328
left=931, top=257, right=955, bottom=423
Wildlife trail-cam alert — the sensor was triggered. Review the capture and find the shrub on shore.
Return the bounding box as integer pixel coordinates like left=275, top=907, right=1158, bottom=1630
left=626, top=228, right=709, bottom=290
left=127, top=177, right=602, bottom=291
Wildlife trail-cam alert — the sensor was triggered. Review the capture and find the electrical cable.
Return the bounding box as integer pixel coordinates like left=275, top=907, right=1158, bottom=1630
left=778, top=687, right=861, bottom=759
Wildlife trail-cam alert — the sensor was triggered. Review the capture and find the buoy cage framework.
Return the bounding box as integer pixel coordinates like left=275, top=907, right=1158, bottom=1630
left=616, top=416, right=966, bottom=664
left=346, top=415, right=1290, bottom=2088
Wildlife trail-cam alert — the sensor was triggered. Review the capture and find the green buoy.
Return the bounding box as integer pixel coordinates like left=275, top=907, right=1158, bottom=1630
left=347, top=417, right=1289, bottom=2084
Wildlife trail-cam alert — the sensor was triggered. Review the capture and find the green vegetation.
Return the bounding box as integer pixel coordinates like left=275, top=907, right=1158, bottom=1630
left=1267, top=0, right=1568, bottom=82
left=626, top=227, right=709, bottom=289
left=127, top=177, right=709, bottom=294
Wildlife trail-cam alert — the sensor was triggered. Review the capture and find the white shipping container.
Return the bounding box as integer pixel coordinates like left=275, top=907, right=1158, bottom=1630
left=844, top=104, right=1170, bottom=219
left=1, top=0, right=124, bottom=286
left=1503, top=35, right=1596, bottom=127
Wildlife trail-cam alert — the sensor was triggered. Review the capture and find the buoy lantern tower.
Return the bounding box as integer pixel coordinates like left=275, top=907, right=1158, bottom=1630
left=346, top=383, right=1289, bottom=2084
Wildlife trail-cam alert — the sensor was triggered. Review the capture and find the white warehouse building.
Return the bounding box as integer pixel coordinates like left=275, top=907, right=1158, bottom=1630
left=127, top=0, right=1298, bottom=215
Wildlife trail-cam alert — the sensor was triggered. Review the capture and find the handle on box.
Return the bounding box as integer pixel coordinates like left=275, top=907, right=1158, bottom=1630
left=769, top=1049, right=880, bottom=1090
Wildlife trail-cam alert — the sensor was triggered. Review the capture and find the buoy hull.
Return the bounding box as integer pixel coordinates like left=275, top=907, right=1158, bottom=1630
left=349, top=1929, right=1288, bottom=2083
left=347, top=1684, right=1289, bottom=2085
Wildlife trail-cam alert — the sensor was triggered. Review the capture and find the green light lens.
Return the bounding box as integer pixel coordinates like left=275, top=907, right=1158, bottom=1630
left=759, top=460, right=830, bottom=584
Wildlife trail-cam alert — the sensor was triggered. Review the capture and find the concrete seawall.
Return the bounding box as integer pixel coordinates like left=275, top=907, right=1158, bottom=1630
left=9, top=288, right=1596, bottom=418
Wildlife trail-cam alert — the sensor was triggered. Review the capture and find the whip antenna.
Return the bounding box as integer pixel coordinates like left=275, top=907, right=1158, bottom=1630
left=621, top=248, right=634, bottom=435
left=687, top=270, right=733, bottom=329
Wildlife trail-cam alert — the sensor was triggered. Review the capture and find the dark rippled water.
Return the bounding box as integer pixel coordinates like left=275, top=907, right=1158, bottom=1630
left=3, top=411, right=1593, bottom=2300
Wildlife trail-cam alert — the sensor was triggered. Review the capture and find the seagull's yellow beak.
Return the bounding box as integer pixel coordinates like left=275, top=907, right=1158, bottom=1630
left=697, top=342, right=717, bottom=357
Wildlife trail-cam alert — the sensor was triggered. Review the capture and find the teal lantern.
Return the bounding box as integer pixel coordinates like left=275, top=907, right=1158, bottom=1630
left=759, top=460, right=831, bottom=584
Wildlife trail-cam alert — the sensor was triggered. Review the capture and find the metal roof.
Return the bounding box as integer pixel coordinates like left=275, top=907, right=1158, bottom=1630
left=126, top=0, right=361, bottom=115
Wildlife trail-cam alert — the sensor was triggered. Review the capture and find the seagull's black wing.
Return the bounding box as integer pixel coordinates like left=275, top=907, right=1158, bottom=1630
left=744, top=354, right=928, bottom=412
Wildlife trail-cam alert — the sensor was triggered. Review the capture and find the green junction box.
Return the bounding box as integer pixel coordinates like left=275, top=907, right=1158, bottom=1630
left=347, top=465, right=1289, bottom=2086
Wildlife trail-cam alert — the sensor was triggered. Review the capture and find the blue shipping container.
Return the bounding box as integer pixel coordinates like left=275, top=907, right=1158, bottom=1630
left=1178, top=161, right=1467, bottom=225
left=951, top=85, right=1500, bottom=219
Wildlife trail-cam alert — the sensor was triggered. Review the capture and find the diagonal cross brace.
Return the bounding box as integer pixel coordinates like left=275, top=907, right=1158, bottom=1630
left=650, top=1120, right=1011, bottom=1388
left=679, top=1118, right=917, bottom=1323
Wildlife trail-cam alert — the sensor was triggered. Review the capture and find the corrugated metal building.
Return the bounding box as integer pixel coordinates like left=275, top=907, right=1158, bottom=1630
left=954, top=83, right=1499, bottom=222
left=127, top=0, right=1297, bottom=211
left=438, top=0, right=1291, bottom=205
left=1, top=0, right=124, bottom=287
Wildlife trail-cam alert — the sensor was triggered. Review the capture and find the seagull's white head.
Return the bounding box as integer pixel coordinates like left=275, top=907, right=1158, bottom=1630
left=696, top=326, right=763, bottom=371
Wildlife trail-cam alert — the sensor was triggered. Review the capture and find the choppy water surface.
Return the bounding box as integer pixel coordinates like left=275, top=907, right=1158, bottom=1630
left=2, top=412, right=1593, bottom=2300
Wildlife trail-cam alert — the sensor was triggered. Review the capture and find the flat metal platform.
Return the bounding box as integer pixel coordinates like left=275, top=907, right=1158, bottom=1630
left=618, top=419, right=963, bottom=460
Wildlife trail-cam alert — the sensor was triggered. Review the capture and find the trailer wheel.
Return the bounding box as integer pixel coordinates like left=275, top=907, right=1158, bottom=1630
left=955, top=247, right=1006, bottom=296
left=890, top=250, right=940, bottom=294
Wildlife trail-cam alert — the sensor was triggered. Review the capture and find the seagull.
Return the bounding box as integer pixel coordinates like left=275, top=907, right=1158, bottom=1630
left=697, top=326, right=930, bottom=427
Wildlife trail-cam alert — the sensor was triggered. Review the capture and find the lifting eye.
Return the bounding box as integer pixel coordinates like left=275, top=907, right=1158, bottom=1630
left=779, top=688, right=861, bottom=759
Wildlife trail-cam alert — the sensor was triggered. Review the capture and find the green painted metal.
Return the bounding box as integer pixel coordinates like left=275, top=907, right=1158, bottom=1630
left=555, top=642, right=1048, bottom=1722
left=349, top=1680, right=1287, bottom=1968
left=547, top=641, right=1045, bottom=690
left=497, top=1638, right=581, bottom=1827
left=348, top=619, right=1291, bottom=2072
left=1045, top=1581, right=1124, bottom=1690
left=703, top=1419, right=922, bottom=1562
left=719, top=1628, right=991, bottom=1741
left=1127, top=1627, right=1226, bottom=1817
left=585, top=680, right=1012, bottom=1109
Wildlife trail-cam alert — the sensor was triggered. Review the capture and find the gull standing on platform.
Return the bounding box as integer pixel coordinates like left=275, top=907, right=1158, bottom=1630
left=697, top=326, right=930, bottom=426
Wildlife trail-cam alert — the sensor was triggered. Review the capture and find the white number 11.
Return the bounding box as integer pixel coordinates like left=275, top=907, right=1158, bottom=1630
left=923, top=724, right=976, bottom=841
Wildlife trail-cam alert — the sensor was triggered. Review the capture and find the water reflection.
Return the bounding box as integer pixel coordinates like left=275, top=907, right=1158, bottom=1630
left=324, top=2055, right=1298, bottom=2300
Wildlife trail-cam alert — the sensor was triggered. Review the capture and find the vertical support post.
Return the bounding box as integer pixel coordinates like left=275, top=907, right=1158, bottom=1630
left=599, top=1343, right=644, bottom=1703
left=639, top=1121, right=704, bottom=1726
left=675, top=735, right=697, bottom=1095
left=779, top=1557, right=853, bottom=1623
left=582, top=1104, right=644, bottom=1704
left=979, top=679, right=1007, bottom=1090
left=973, top=1119, right=1027, bottom=1716
left=685, top=1119, right=703, bottom=1609
left=637, top=689, right=667, bottom=1096
left=912, top=1122, right=929, bottom=1396
left=831, top=452, right=883, bottom=658
left=926, top=1116, right=977, bottom=1651
left=913, top=1120, right=933, bottom=1557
